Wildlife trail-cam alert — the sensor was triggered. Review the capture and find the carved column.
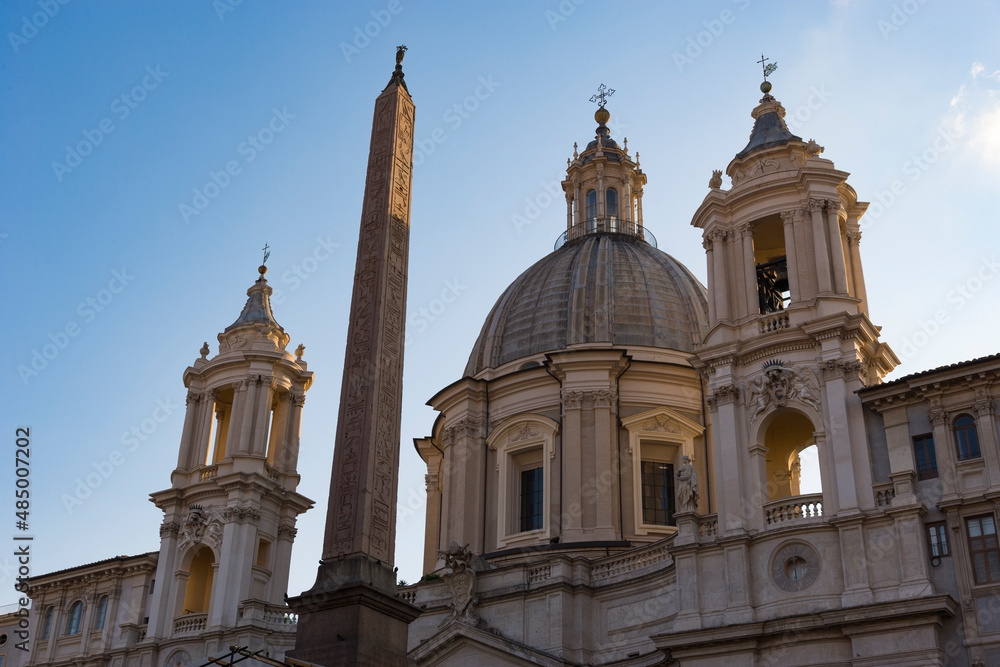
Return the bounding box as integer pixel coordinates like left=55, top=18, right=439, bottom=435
left=846, top=228, right=868, bottom=315
left=820, top=361, right=860, bottom=513
left=561, top=390, right=585, bottom=541
left=808, top=199, right=832, bottom=293
left=703, top=237, right=717, bottom=323
left=929, top=405, right=957, bottom=498
left=739, top=222, right=757, bottom=317
left=225, top=379, right=247, bottom=457
left=279, top=392, right=305, bottom=473
left=193, top=390, right=216, bottom=468
left=710, top=231, right=730, bottom=321
left=237, top=376, right=260, bottom=454
left=250, top=376, right=275, bottom=456
left=573, top=180, right=582, bottom=227
left=636, top=187, right=644, bottom=230
left=176, top=391, right=201, bottom=471
left=780, top=210, right=800, bottom=303
left=592, top=389, right=618, bottom=540
left=146, top=519, right=181, bottom=640
left=825, top=199, right=850, bottom=295
left=271, top=523, right=297, bottom=605
left=708, top=383, right=742, bottom=534
left=974, top=390, right=1000, bottom=489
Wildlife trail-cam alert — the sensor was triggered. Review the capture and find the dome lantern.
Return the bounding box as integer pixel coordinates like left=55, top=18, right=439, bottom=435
left=558, top=85, right=650, bottom=249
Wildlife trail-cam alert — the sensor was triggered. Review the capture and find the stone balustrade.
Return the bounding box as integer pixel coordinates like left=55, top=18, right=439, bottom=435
left=173, top=613, right=207, bottom=635
left=763, top=493, right=824, bottom=527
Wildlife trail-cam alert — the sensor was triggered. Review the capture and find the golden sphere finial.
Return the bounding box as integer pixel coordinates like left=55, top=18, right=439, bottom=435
left=595, top=107, right=610, bottom=125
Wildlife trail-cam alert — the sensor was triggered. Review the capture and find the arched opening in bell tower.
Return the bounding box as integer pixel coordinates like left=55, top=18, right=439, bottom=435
left=751, top=215, right=790, bottom=314
left=181, top=547, right=215, bottom=615
left=762, top=410, right=822, bottom=502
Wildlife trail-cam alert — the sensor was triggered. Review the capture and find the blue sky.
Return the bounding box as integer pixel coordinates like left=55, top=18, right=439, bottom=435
left=2, top=1, right=999, bottom=600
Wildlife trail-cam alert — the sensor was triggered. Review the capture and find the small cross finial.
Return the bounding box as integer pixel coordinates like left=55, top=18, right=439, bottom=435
left=590, top=83, right=615, bottom=107
left=757, top=53, right=777, bottom=80
left=262, top=243, right=271, bottom=266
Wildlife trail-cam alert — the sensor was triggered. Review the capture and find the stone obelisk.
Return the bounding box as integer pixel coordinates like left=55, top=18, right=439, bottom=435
left=288, top=47, right=419, bottom=667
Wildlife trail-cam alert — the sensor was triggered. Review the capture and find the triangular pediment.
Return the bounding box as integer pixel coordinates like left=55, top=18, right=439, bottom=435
left=621, top=406, right=704, bottom=438
left=409, top=621, right=565, bottom=666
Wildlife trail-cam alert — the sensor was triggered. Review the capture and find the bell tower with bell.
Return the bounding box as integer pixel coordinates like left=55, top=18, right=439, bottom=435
left=685, top=57, right=907, bottom=616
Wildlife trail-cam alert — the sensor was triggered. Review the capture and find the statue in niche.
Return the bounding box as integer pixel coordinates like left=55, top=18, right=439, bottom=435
left=676, top=455, right=699, bottom=512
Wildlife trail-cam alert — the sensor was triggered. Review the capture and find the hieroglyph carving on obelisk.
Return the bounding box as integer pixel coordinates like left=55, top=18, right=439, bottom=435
left=323, top=47, right=415, bottom=566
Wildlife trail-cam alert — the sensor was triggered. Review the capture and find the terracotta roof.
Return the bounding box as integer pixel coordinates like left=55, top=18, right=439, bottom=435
left=860, top=352, right=1000, bottom=393
left=29, top=551, right=157, bottom=582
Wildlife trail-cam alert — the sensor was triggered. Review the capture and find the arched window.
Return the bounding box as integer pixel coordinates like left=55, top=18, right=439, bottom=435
left=586, top=189, right=597, bottom=225
left=65, top=601, right=83, bottom=635
left=954, top=415, right=981, bottom=460
left=94, top=595, right=108, bottom=631
left=41, top=607, right=54, bottom=640
left=606, top=188, right=618, bottom=229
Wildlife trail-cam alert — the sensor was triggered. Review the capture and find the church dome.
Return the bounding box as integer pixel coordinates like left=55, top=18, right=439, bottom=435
left=465, top=233, right=709, bottom=376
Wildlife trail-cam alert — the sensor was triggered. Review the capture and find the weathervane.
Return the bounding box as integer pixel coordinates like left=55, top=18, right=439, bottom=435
left=262, top=243, right=270, bottom=266
left=590, top=83, right=615, bottom=108
left=757, top=53, right=777, bottom=80
left=757, top=54, right=777, bottom=93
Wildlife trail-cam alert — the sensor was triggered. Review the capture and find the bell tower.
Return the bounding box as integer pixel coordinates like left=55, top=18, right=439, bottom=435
left=687, top=66, right=902, bottom=609
left=145, top=262, right=314, bottom=652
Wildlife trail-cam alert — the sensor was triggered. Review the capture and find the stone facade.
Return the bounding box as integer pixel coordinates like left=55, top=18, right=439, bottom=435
left=24, top=268, right=313, bottom=667
left=405, top=85, right=998, bottom=666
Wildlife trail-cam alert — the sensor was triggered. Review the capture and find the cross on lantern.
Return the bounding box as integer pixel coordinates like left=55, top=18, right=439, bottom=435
left=590, top=83, right=615, bottom=107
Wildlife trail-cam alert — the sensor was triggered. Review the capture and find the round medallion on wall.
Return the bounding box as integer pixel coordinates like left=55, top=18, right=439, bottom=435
left=770, top=542, right=820, bottom=592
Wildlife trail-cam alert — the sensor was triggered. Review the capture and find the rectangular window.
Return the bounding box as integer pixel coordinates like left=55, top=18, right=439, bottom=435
left=913, top=434, right=938, bottom=480
left=519, top=467, right=543, bottom=532
left=967, top=515, right=1000, bottom=584
left=641, top=461, right=675, bottom=526
left=927, top=522, right=949, bottom=558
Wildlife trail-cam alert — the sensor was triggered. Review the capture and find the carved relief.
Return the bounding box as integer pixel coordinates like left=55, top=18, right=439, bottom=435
left=278, top=523, right=298, bottom=540
left=222, top=506, right=262, bottom=525
left=439, top=542, right=490, bottom=630
left=561, top=390, right=585, bottom=410
left=177, top=506, right=223, bottom=553
left=159, top=521, right=180, bottom=538
left=328, top=86, right=413, bottom=563
left=747, top=361, right=821, bottom=425
left=592, top=389, right=617, bottom=408
left=707, top=384, right=740, bottom=410
left=508, top=423, right=540, bottom=442
left=642, top=415, right=681, bottom=434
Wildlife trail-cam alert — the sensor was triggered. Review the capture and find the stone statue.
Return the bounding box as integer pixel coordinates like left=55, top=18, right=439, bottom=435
left=709, top=169, right=723, bottom=189
left=790, top=366, right=821, bottom=412
left=676, top=456, right=699, bottom=512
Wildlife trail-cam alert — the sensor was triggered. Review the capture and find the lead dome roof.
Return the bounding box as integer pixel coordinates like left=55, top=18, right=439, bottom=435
left=465, top=233, right=709, bottom=376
